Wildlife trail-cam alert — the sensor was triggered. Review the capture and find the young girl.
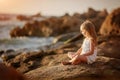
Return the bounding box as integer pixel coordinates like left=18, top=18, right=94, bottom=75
left=62, top=20, right=97, bottom=65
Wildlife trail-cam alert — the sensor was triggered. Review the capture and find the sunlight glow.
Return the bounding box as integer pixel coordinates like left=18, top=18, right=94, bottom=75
left=0, top=0, right=4, bottom=2
left=0, top=0, right=120, bottom=16
left=0, top=0, right=7, bottom=4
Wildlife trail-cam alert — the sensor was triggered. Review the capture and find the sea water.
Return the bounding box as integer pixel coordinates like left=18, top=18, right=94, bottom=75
left=0, top=19, right=54, bottom=51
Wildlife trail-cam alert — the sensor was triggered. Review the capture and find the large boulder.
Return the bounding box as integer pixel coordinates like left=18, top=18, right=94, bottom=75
left=100, top=8, right=120, bottom=36
left=10, top=27, right=28, bottom=37
left=98, top=8, right=120, bottom=59
left=98, top=37, right=120, bottom=59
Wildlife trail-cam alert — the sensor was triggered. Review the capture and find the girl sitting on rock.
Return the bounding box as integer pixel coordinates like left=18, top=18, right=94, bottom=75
left=62, top=20, right=97, bottom=65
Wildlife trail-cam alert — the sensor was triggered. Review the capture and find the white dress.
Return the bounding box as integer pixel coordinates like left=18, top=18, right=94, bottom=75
left=81, top=38, right=97, bottom=64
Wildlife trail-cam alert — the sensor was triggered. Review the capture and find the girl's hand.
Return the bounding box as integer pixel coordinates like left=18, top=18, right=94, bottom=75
left=81, top=54, right=86, bottom=56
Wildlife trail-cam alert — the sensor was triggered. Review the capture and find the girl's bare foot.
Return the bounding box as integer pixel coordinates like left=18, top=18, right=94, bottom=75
left=61, top=61, right=71, bottom=65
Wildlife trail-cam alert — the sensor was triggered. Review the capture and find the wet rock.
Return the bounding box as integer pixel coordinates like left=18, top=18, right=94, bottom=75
left=16, top=15, right=32, bottom=21
left=10, top=26, right=28, bottom=37
left=6, top=49, right=15, bottom=53
left=31, top=13, right=42, bottom=17
left=0, top=50, right=4, bottom=56
left=1, top=54, right=15, bottom=61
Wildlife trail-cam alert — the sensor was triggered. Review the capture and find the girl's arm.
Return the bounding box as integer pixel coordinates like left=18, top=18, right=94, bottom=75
left=82, top=39, right=95, bottom=56
left=75, top=47, right=82, bottom=55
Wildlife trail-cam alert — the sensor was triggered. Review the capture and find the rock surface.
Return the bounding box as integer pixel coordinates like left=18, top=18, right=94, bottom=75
left=25, top=56, right=120, bottom=80
left=2, top=34, right=120, bottom=80
left=98, top=37, right=120, bottom=59
left=100, top=8, right=120, bottom=36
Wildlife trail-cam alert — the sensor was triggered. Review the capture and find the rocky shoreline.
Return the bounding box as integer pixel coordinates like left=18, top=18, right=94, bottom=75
left=0, top=8, right=120, bottom=80
left=10, top=8, right=108, bottom=37
left=1, top=35, right=120, bottom=80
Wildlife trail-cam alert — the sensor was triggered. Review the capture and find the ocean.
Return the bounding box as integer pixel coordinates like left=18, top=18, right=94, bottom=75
left=0, top=19, right=54, bottom=51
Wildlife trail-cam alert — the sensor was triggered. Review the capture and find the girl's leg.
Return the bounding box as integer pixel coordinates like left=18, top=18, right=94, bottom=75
left=70, top=55, right=87, bottom=65
left=62, top=52, right=75, bottom=65
left=61, top=61, right=71, bottom=65
left=67, top=52, right=76, bottom=59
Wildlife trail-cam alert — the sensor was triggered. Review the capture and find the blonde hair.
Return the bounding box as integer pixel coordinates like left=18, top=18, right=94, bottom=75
left=81, top=20, right=97, bottom=45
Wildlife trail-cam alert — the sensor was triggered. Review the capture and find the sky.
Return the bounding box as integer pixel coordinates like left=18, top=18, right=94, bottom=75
left=0, top=0, right=120, bottom=16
